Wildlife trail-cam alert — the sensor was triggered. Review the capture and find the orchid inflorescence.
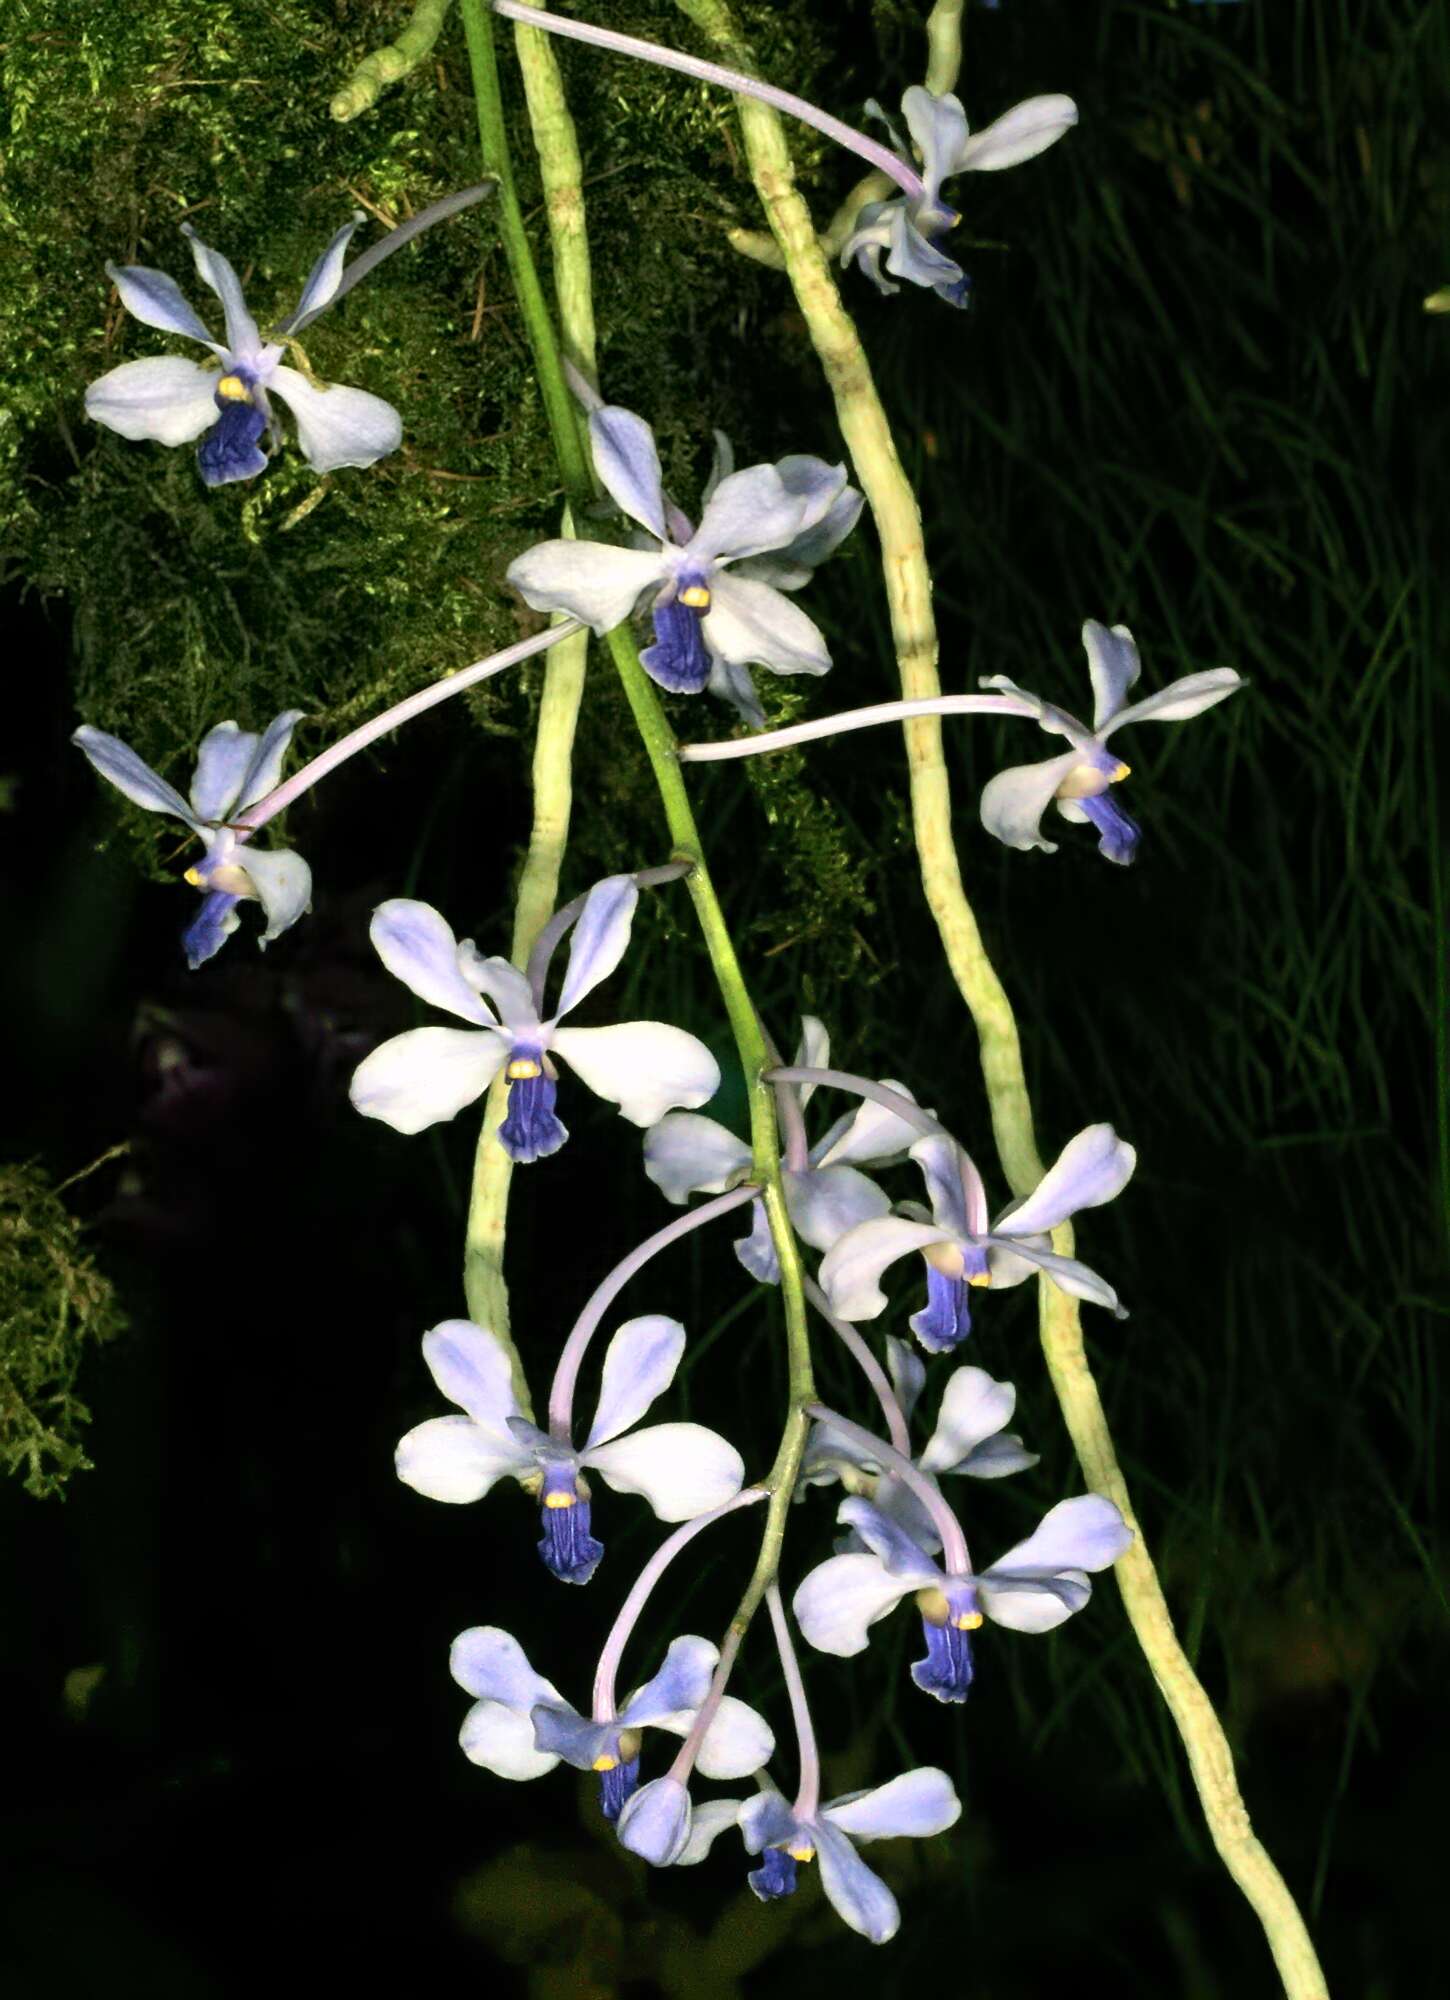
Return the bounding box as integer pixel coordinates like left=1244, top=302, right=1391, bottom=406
left=65, top=0, right=1272, bottom=1958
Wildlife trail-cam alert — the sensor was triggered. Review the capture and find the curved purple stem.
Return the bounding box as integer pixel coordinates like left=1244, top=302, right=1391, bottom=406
left=676, top=692, right=1038, bottom=763
left=490, top=0, right=925, bottom=201
left=590, top=1487, right=767, bottom=1718
left=763, top=1067, right=949, bottom=1145
left=236, top=621, right=582, bottom=835
left=802, top=1277, right=911, bottom=1458
left=547, top=1184, right=759, bottom=1439
left=804, top=1401, right=971, bottom=1575
left=766, top=1583, right=821, bottom=1821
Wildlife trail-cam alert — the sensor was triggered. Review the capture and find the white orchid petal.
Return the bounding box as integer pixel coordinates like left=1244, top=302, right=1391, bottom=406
left=551, top=1021, right=719, bottom=1127
left=268, top=367, right=402, bottom=472
left=582, top=1422, right=744, bottom=1521
left=394, top=1414, right=528, bottom=1502
left=349, top=1026, right=506, bottom=1134
left=507, top=539, right=667, bottom=634
left=585, top=1314, right=686, bottom=1449
left=85, top=356, right=221, bottom=446
left=792, top=1551, right=915, bottom=1657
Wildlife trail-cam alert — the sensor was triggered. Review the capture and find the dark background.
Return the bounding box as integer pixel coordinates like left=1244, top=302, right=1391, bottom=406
left=2, top=2, right=1445, bottom=1994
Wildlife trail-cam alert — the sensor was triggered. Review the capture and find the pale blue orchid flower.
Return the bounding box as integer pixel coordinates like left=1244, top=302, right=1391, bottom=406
left=665, top=1769, right=961, bottom=1943
left=979, top=619, right=1245, bottom=864
left=394, top=1317, right=744, bottom=1584
left=844, top=87, right=1078, bottom=307
left=506, top=405, right=861, bottom=716
left=72, top=714, right=310, bottom=969
left=85, top=219, right=402, bottom=486
left=794, top=1491, right=1132, bottom=1703
left=819, top=1124, right=1136, bottom=1352
left=644, top=1017, right=920, bottom=1281
left=803, top=1341, right=1038, bottom=1552
left=349, top=874, right=720, bottom=1159
left=449, top=1625, right=772, bottom=1824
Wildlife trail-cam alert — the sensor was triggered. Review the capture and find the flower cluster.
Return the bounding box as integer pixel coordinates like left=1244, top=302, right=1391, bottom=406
left=63, top=4, right=1261, bottom=1955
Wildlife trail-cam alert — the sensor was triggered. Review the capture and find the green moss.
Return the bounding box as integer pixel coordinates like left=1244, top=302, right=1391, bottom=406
left=0, top=1162, right=127, bottom=1498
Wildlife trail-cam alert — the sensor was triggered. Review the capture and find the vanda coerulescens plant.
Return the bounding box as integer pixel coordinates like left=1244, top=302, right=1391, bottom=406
left=64, top=0, right=1330, bottom=1988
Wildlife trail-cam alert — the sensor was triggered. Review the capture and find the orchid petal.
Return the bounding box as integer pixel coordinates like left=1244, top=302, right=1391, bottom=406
left=837, top=1497, right=941, bottom=1585
left=349, top=1026, right=506, bottom=1134
left=989, top=1494, right=1133, bottom=1578
left=551, top=1021, right=720, bottom=1127
left=507, top=539, right=666, bottom=634
left=652, top=1696, right=776, bottom=1781
left=290, top=216, right=361, bottom=325
left=793, top=1016, right=830, bottom=1099
left=268, top=367, right=402, bottom=472
left=458, top=1697, right=559, bottom=1780
left=449, top=1624, right=565, bottom=1710
left=979, top=749, right=1084, bottom=854
left=368, top=901, right=496, bottom=1024
left=991, top=1237, right=1123, bottom=1312
left=184, top=230, right=262, bottom=358
left=792, top=1550, right=916, bottom=1657
left=957, top=94, right=1079, bottom=173
left=674, top=1798, right=745, bottom=1866
left=84, top=356, right=221, bottom=445
left=814, top=1823, right=901, bottom=1944
left=72, top=726, right=197, bottom=824
left=583, top=1421, right=743, bottom=1521
left=455, top=949, right=539, bottom=1032
left=181, top=892, right=241, bottom=969
left=703, top=573, right=831, bottom=677
left=588, top=405, right=669, bottom=540
left=643, top=1113, right=750, bottom=1203
left=885, top=1336, right=926, bottom=1426
left=901, top=86, right=971, bottom=202
left=883, top=208, right=971, bottom=305
left=1101, top=668, right=1246, bottom=735
left=585, top=1314, right=686, bottom=1449
left=733, top=1199, right=780, bottom=1285
left=188, top=722, right=261, bottom=823
left=919, top=1368, right=1017, bottom=1474
left=976, top=1570, right=1092, bottom=1633
left=958, top=1432, right=1039, bottom=1479
left=235, top=710, right=305, bottom=812
left=823, top=1766, right=961, bottom=1842
left=996, top=1124, right=1136, bottom=1236
left=617, top=1633, right=715, bottom=1727
left=528, top=1706, right=613, bottom=1771
left=909, top=1133, right=990, bottom=1237
left=104, top=261, right=218, bottom=346
left=738, top=1787, right=799, bottom=1856
left=421, top=1319, right=520, bottom=1433
left=394, top=1413, right=529, bottom=1501
left=553, top=874, right=640, bottom=1018
left=704, top=650, right=766, bottom=725
left=236, top=846, right=310, bottom=944
left=818, top=1214, right=958, bottom=1322
left=765, top=459, right=861, bottom=572
left=1082, top=620, right=1142, bottom=730
left=687, top=464, right=814, bottom=565
left=618, top=1776, right=692, bottom=1866
left=784, top=1164, right=892, bottom=1253
left=814, top=1079, right=922, bottom=1169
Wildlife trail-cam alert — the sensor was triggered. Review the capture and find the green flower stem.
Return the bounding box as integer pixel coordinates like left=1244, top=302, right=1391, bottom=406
left=671, top=2, right=1328, bottom=1993
left=331, top=0, right=455, bottom=123
left=457, top=0, right=816, bottom=1635
left=461, top=0, right=600, bottom=1407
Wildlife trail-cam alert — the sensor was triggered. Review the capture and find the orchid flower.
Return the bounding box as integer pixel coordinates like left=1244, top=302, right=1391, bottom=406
left=506, top=404, right=861, bottom=715
left=844, top=87, right=1078, bottom=307
left=449, top=1625, right=772, bottom=1823
left=644, top=1017, right=920, bottom=1280
left=979, top=620, right=1245, bottom=864
left=73, top=714, right=310, bottom=969
left=819, top=1124, right=1136, bottom=1352
left=85, top=220, right=401, bottom=486
left=803, top=1341, right=1038, bottom=1552
left=794, top=1492, right=1132, bottom=1702
left=394, top=1317, right=744, bottom=1584
left=671, top=1770, right=961, bottom=1943
left=349, top=874, right=720, bottom=1159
